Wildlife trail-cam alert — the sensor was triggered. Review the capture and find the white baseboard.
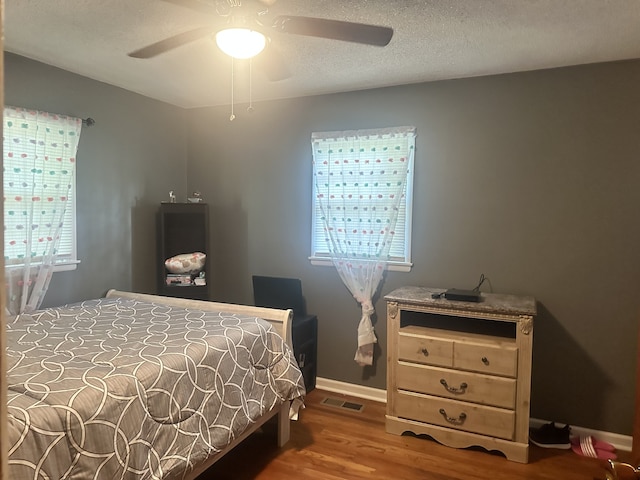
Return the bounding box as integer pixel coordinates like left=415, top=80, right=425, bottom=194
left=315, top=377, right=387, bottom=403
left=315, top=377, right=632, bottom=452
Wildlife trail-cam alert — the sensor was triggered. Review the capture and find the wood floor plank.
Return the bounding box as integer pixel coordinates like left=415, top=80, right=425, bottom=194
left=196, top=389, right=626, bottom=480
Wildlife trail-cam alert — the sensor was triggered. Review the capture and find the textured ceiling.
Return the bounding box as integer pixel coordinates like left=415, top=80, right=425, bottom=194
left=4, top=0, right=640, bottom=109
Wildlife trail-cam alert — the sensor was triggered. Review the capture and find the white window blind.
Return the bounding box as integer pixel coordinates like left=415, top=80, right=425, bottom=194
left=3, top=106, right=81, bottom=270
left=310, top=126, right=416, bottom=269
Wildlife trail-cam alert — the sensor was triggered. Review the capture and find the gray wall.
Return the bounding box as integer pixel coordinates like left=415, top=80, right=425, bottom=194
left=4, top=53, right=189, bottom=304
left=5, top=52, right=640, bottom=436
left=187, top=60, right=640, bottom=435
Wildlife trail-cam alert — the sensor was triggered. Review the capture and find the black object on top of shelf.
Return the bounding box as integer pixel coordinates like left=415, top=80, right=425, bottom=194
left=444, top=288, right=481, bottom=302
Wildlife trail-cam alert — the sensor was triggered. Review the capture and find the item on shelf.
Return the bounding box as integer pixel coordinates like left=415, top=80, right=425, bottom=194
left=166, top=274, right=192, bottom=286
left=169, top=190, right=176, bottom=203
left=188, top=191, right=203, bottom=203
left=193, top=271, right=206, bottom=286
left=165, top=252, right=206, bottom=274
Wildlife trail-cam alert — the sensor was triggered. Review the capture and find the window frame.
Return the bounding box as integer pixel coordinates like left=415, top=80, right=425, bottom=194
left=3, top=106, right=80, bottom=272
left=309, top=126, right=415, bottom=272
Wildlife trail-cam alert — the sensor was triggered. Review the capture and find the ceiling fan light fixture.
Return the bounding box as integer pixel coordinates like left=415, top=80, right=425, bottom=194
left=215, top=28, right=266, bottom=59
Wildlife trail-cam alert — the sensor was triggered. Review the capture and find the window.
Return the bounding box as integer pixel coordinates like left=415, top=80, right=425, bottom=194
left=310, top=126, right=416, bottom=271
left=3, top=107, right=82, bottom=271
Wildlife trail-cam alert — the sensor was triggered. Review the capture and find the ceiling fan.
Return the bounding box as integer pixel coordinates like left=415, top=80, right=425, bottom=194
left=128, top=0, right=394, bottom=81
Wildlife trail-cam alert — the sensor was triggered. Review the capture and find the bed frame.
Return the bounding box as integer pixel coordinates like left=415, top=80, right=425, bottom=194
left=105, top=289, right=297, bottom=480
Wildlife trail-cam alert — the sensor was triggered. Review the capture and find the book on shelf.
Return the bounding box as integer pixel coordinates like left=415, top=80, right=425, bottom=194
left=166, top=274, right=192, bottom=285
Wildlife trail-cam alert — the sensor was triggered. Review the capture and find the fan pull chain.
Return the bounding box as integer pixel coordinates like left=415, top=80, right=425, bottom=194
left=229, top=57, right=235, bottom=121
left=247, top=58, right=254, bottom=113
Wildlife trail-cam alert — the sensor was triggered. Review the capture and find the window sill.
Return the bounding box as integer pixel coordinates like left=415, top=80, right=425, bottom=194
left=53, top=261, right=80, bottom=272
left=309, top=257, right=412, bottom=273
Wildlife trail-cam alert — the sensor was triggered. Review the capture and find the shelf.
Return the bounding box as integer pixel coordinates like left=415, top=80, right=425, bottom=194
left=157, top=203, right=209, bottom=301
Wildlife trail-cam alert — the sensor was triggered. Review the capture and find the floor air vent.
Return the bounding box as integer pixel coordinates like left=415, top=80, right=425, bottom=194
left=320, top=397, right=364, bottom=412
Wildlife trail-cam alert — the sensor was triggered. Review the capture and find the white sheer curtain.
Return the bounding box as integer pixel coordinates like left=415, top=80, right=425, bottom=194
left=3, top=107, right=82, bottom=314
left=312, top=126, right=416, bottom=366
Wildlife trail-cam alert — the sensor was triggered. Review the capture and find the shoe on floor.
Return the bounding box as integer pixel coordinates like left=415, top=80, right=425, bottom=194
left=571, top=435, right=617, bottom=460
left=529, top=421, right=571, bottom=449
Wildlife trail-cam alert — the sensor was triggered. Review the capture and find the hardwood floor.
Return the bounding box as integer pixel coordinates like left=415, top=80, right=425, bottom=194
left=198, top=389, right=629, bottom=480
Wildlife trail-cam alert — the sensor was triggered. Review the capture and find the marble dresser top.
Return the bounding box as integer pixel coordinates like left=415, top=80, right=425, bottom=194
left=384, top=286, right=537, bottom=317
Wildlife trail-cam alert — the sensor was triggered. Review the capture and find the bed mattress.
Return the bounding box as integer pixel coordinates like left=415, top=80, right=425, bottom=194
left=6, top=296, right=306, bottom=479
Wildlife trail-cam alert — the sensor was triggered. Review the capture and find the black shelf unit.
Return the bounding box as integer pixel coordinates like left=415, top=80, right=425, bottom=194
left=157, top=202, right=209, bottom=301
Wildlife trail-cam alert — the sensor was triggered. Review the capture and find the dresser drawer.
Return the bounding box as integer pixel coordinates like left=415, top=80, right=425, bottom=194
left=454, top=341, right=518, bottom=377
left=395, top=390, right=515, bottom=440
left=396, top=361, right=516, bottom=409
left=398, top=330, right=453, bottom=367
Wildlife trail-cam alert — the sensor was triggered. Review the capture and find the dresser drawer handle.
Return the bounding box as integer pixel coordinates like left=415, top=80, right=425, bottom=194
left=439, top=408, right=467, bottom=426
left=420, top=347, right=429, bottom=357
left=440, top=379, right=468, bottom=394
left=481, top=356, right=490, bottom=365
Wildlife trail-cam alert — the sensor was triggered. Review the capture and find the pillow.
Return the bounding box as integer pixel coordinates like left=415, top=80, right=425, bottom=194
left=165, top=252, right=206, bottom=275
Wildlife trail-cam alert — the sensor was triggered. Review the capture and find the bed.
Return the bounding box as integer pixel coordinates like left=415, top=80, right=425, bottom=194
left=5, top=290, right=306, bottom=480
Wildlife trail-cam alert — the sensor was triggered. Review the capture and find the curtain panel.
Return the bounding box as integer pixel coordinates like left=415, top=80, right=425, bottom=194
left=312, top=126, right=416, bottom=365
left=3, top=106, right=82, bottom=314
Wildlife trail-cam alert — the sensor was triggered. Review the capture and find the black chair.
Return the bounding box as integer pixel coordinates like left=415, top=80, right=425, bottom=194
left=252, top=276, right=317, bottom=392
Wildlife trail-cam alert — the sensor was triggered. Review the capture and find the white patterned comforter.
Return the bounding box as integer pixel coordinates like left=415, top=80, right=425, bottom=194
left=6, top=297, right=306, bottom=480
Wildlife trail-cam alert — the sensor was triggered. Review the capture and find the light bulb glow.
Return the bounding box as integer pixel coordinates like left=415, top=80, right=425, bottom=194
left=215, top=28, right=266, bottom=59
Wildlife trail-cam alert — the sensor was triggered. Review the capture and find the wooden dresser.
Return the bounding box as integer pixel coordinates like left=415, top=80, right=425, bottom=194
left=385, top=286, right=536, bottom=463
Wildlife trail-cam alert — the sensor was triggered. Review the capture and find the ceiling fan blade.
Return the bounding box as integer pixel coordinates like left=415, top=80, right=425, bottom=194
left=128, top=26, right=216, bottom=58
left=253, top=42, right=290, bottom=81
left=271, top=16, right=393, bottom=46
